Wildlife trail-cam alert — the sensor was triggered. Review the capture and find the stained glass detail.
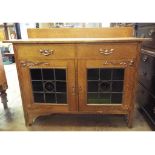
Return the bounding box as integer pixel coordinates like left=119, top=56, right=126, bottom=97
left=87, top=68, right=124, bottom=104
left=30, top=68, right=67, bottom=104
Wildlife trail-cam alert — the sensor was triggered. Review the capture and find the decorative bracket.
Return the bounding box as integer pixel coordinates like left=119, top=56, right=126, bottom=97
left=20, top=61, right=49, bottom=67
left=103, top=59, right=135, bottom=67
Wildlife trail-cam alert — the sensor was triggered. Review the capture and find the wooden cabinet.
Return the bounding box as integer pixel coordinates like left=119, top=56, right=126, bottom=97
left=137, top=50, right=155, bottom=129
left=135, top=24, right=155, bottom=129
left=11, top=40, right=144, bottom=127
left=4, top=28, right=149, bottom=127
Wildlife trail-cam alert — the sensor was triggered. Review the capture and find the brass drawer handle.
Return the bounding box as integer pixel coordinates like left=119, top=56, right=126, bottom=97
left=39, top=49, right=54, bottom=56
left=99, top=48, right=114, bottom=55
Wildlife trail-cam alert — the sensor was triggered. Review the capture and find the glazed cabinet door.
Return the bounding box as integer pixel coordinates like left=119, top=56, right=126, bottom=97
left=18, top=59, right=76, bottom=112
left=78, top=59, right=136, bottom=114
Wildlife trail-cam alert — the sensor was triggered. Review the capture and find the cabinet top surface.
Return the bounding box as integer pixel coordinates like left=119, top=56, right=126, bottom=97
left=3, top=37, right=151, bottom=44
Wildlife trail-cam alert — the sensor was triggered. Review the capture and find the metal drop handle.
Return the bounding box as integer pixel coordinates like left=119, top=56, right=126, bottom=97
left=39, top=49, right=54, bottom=56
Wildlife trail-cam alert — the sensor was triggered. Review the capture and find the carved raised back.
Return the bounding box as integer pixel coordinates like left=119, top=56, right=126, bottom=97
left=27, top=27, right=134, bottom=38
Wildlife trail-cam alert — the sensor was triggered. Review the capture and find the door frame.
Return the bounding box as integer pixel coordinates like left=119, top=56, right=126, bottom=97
left=18, top=59, right=77, bottom=112
left=78, top=59, right=136, bottom=114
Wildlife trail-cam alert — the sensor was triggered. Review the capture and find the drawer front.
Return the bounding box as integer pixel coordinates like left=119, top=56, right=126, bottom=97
left=16, top=44, right=75, bottom=60
left=139, top=52, right=155, bottom=76
left=139, top=73, right=155, bottom=95
left=137, top=84, right=155, bottom=124
left=136, top=83, right=149, bottom=106
left=77, top=43, right=137, bottom=59
left=142, top=101, right=155, bottom=124
left=138, top=51, right=155, bottom=95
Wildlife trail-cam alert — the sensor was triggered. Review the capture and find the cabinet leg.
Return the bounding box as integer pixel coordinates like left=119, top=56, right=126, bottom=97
left=1, top=90, right=8, bottom=110
left=127, top=111, right=133, bottom=128
left=26, top=117, right=34, bottom=126
left=24, top=112, right=34, bottom=126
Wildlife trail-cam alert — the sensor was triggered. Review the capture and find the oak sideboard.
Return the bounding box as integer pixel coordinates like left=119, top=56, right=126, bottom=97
left=4, top=28, right=150, bottom=127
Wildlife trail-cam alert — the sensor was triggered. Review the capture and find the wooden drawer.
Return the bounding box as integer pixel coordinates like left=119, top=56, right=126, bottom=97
left=16, top=44, right=75, bottom=60
left=77, top=43, right=137, bottom=59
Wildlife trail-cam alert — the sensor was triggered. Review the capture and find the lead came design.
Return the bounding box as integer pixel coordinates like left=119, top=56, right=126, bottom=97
left=87, top=68, right=124, bottom=104
left=44, top=81, right=55, bottom=92
left=30, top=68, right=67, bottom=104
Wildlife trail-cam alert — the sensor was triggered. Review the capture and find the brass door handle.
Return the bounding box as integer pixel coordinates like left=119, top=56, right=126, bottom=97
left=39, top=49, right=54, bottom=56
left=99, top=48, right=114, bottom=55
left=72, top=86, right=76, bottom=95
left=78, top=86, right=82, bottom=92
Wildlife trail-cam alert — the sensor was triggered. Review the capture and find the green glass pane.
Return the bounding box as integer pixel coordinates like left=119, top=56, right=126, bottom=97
left=88, top=93, right=111, bottom=104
